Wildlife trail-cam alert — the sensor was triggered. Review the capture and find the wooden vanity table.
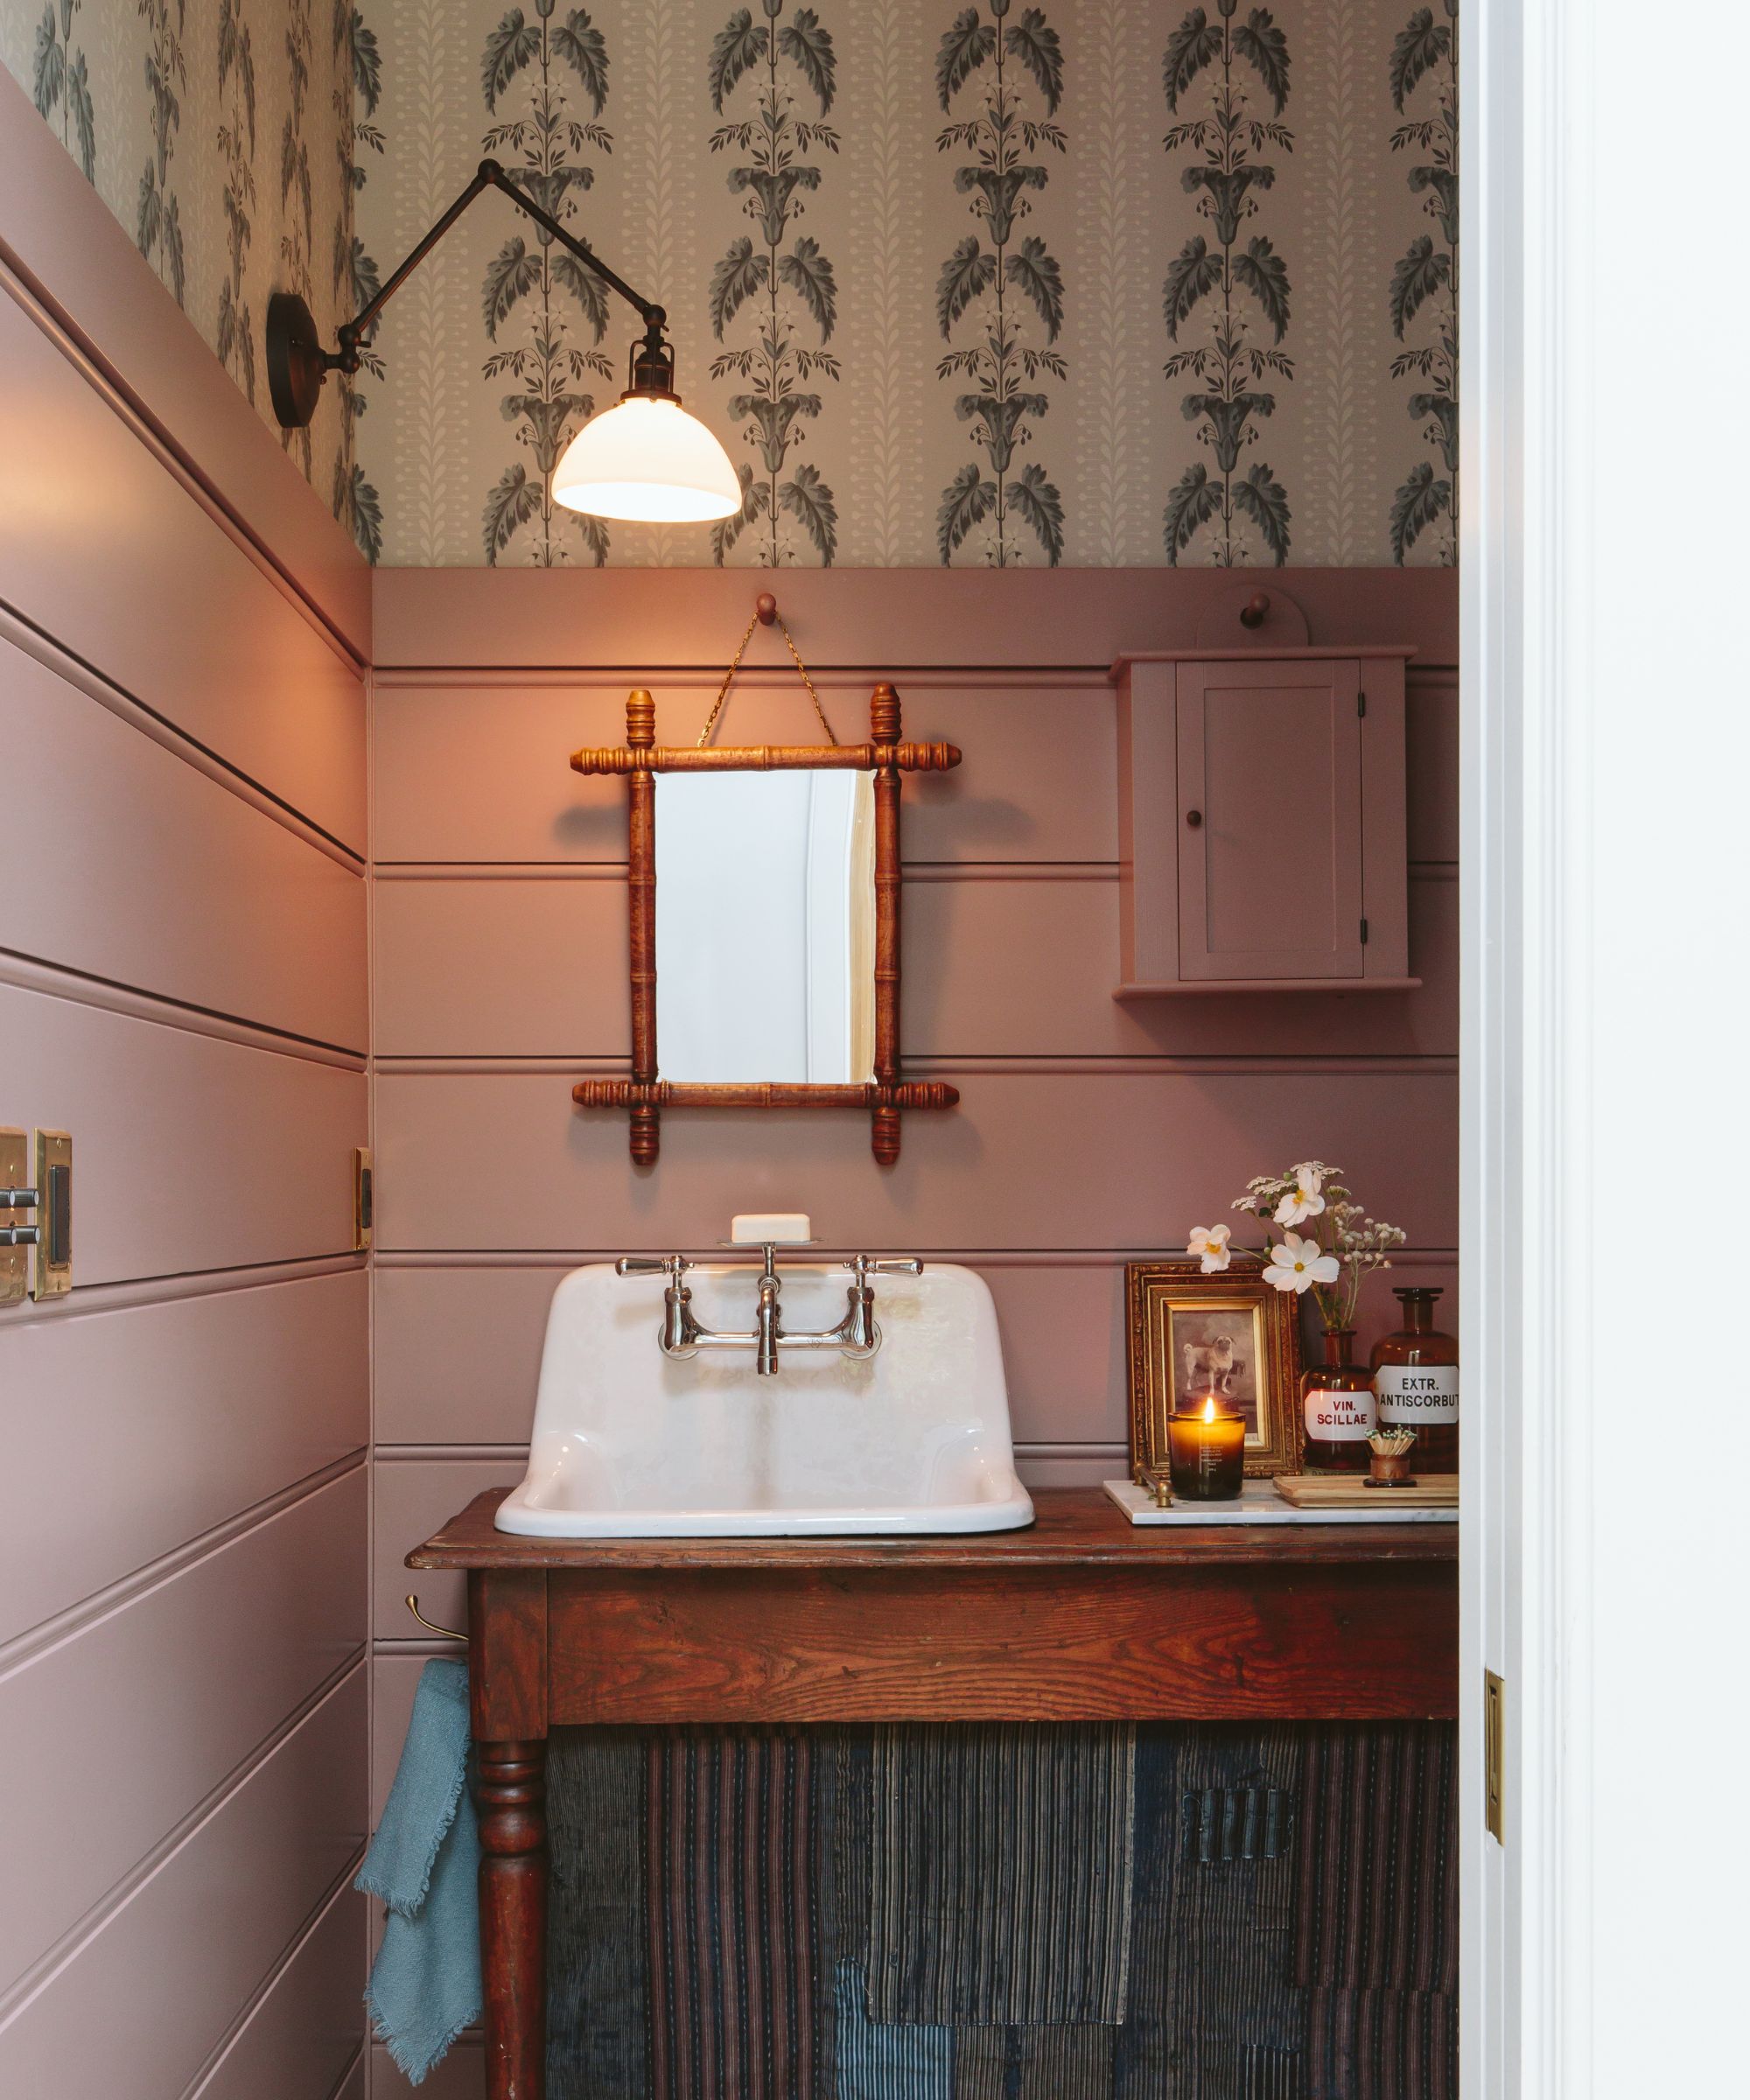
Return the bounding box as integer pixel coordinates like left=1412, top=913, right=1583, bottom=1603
left=409, top=1486, right=1457, bottom=2100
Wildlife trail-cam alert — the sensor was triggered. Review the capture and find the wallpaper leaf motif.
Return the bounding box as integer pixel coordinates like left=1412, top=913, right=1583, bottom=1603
left=318, top=0, right=1460, bottom=567
left=5, top=0, right=352, bottom=534
left=333, top=0, right=383, bottom=560
left=1387, top=0, right=1458, bottom=565
left=278, top=0, right=317, bottom=475
left=216, top=0, right=257, bottom=403
left=32, top=0, right=95, bottom=183
left=476, top=4, right=615, bottom=567
left=934, top=0, right=1068, bottom=568
left=1159, top=2, right=1294, bottom=566
left=708, top=0, right=841, bottom=568
left=137, top=0, right=188, bottom=308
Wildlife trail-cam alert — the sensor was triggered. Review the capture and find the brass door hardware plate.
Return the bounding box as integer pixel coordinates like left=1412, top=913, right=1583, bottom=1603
left=1483, top=1668, right=1505, bottom=1844
left=32, top=1130, right=72, bottom=1299
left=0, top=1127, right=29, bottom=1308
left=354, top=1147, right=373, bottom=1252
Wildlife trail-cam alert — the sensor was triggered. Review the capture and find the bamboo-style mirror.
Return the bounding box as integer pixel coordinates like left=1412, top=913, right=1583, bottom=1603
left=568, top=646, right=962, bottom=1166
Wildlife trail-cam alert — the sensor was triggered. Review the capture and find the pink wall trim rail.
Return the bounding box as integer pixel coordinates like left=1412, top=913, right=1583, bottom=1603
left=373, top=565, right=1458, bottom=670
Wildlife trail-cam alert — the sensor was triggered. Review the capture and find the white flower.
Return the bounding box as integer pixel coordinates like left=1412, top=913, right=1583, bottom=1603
left=1186, top=1223, right=1232, bottom=1274
left=1273, top=1163, right=1326, bottom=1227
left=1264, top=1230, right=1341, bottom=1294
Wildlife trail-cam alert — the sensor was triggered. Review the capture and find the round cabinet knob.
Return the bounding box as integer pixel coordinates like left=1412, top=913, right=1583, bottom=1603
left=1185, top=808, right=1203, bottom=828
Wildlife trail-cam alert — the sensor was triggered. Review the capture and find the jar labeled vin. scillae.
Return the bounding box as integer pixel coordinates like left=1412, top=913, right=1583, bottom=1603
left=1301, top=1327, right=1375, bottom=1474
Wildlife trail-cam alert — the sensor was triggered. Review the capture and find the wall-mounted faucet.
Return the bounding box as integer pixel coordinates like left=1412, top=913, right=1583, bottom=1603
left=614, top=1217, right=921, bottom=1376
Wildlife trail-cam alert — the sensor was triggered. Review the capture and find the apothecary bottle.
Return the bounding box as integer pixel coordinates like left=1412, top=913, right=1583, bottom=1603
left=1370, top=1287, right=1459, bottom=1473
left=1301, top=1328, right=1375, bottom=1474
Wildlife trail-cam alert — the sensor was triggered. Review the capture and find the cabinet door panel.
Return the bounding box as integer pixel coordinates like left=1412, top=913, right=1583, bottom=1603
left=1176, top=659, right=1364, bottom=980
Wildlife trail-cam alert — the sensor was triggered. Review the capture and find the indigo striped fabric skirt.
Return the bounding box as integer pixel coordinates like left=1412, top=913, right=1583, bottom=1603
left=542, top=1722, right=1459, bottom=2100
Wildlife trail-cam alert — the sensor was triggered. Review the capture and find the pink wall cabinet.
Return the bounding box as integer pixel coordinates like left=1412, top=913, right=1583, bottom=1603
left=1115, top=648, right=1418, bottom=994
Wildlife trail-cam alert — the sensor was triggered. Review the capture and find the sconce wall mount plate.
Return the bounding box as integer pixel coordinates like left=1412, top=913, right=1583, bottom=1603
left=265, top=291, right=328, bottom=431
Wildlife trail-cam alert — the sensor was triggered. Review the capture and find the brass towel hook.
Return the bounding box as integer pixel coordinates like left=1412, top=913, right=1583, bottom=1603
left=405, top=1592, right=467, bottom=1642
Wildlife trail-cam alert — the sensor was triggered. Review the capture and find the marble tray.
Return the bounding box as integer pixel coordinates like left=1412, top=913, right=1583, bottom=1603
left=1102, top=1478, right=1459, bottom=1526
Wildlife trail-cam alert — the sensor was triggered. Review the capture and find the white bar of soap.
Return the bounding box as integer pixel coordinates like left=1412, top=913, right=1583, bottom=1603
left=731, top=1212, right=812, bottom=1243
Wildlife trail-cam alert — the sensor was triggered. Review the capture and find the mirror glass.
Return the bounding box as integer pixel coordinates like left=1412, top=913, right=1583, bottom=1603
left=654, top=769, right=877, bottom=1084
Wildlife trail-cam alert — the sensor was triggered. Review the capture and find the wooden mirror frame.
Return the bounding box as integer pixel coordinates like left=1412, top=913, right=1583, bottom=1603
left=568, top=682, right=962, bottom=1166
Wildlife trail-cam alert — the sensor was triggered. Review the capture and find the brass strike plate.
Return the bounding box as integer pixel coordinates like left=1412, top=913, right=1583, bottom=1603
left=353, top=1146, right=374, bottom=1252
left=32, top=1130, right=72, bottom=1299
left=0, top=1127, right=28, bottom=1309
left=1483, top=1669, right=1505, bottom=1844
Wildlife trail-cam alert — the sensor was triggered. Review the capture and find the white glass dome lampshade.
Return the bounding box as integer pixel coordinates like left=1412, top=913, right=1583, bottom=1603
left=551, top=396, right=741, bottom=524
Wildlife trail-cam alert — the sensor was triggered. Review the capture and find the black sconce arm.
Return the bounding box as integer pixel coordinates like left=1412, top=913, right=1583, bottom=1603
left=267, top=158, right=673, bottom=430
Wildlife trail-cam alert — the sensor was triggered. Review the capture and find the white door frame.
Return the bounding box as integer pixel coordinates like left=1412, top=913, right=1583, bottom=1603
left=1461, top=5, right=1750, bottom=2093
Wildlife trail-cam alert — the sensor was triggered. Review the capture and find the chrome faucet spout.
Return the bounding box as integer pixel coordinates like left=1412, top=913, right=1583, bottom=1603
left=755, top=1242, right=783, bottom=1375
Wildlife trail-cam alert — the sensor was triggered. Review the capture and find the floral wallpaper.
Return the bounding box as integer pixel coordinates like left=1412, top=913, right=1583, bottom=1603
left=4, top=1, right=1459, bottom=568
left=0, top=0, right=359, bottom=532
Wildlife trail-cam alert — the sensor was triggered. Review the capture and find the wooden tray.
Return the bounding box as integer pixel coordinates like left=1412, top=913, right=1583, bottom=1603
left=1273, top=1473, right=1458, bottom=1509
left=1102, top=1479, right=1456, bottom=1526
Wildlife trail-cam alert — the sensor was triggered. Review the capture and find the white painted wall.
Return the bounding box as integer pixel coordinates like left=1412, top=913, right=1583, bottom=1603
left=1464, top=4, right=1750, bottom=2093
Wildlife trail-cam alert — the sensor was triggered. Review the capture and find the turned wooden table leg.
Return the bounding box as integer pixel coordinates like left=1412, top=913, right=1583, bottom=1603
left=477, top=1736, right=547, bottom=2100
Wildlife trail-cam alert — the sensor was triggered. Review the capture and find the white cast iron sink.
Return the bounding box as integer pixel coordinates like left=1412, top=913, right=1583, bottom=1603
left=494, top=1259, right=1034, bottom=1537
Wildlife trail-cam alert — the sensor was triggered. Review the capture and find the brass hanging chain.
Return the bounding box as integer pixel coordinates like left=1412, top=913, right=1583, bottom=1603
left=696, top=603, right=838, bottom=748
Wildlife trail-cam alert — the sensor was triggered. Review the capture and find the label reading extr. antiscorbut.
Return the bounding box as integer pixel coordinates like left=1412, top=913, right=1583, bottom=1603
left=1374, top=1366, right=1459, bottom=1424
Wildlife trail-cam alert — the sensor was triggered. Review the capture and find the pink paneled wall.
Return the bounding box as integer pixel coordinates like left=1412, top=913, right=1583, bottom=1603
left=368, top=570, right=1460, bottom=1804
left=0, top=108, right=369, bottom=2100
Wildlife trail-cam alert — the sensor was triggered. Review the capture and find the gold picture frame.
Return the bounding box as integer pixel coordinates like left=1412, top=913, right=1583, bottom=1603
left=1125, top=1260, right=1304, bottom=1480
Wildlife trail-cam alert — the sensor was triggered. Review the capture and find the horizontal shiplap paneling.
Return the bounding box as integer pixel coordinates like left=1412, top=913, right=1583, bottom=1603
left=373, top=866, right=1456, bottom=1060
left=0, top=282, right=365, bottom=851
left=0, top=643, right=366, bottom=1049
left=0, top=982, right=364, bottom=1286
left=374, top=1253, right=1460, bottom=1454
left=374, top=2039, right=484, bottom=2099
left=371, top=668, right=1454, bottom=872
left=0, top=1664, right=365, bottom=2100
left=374, top=1264, right=556, bottom=1446
left=377, top=1459, right=513, bottom=1642
left=188, top=1876, right=365, bottom=2100
left=1404, top=668, right=1459, bottom=863
left=0, top=1266, right=367, bottom=1646
left=375, top=1065, right=1457, bottom=1255
left=373, top=676, right=1117, bottom=868
left=0, top=1468, right=365, bottom=1993
left=0, top=73, right=370, bottom=661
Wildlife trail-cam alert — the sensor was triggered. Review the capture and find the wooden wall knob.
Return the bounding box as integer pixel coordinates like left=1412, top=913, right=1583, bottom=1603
left=754, top=592, right=778, bottom=626
left=1239, top=592, right=1270, bottom=628
left=1186, top=808, right=1203, bottom=828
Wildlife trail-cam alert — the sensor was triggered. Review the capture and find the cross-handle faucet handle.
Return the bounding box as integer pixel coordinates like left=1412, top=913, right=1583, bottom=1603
left=843, top=1256, right=924, bottom=1276
left=616, top=1254, right=691, bottom=1278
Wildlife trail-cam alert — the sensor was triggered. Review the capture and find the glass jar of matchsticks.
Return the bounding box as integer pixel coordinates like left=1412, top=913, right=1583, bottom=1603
left=1367, top=1428, right=1418, bottom=1488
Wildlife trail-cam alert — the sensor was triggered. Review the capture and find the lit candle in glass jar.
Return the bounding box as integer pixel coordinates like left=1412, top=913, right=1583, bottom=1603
left=1166, top=1396, right=1246, bottom=1502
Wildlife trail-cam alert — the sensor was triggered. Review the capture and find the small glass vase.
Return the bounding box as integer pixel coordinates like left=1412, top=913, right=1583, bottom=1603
left=1300, top=1326, right=1376, bottom=1474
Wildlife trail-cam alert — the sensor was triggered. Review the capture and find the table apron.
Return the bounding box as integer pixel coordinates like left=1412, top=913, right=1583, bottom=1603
left=510, top=1562, right=1458, bottom=1726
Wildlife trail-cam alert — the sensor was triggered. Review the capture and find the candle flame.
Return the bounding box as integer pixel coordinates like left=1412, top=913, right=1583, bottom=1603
left=1202, top=1396, right=1217, bottom=1424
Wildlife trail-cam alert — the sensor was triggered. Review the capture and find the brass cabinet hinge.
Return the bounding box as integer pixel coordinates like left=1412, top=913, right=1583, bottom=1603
left=1484, top=1670, right=1505, bottom=1844
left=354, top=1147, right=374, bottom=1252
left=1360, top=917, right=1370, bottom=945
left=1358, top=690, right=1367, bottom=717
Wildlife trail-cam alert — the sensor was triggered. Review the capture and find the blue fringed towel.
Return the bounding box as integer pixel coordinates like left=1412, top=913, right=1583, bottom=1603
left=357, top=1657, right=482, bottom=2084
